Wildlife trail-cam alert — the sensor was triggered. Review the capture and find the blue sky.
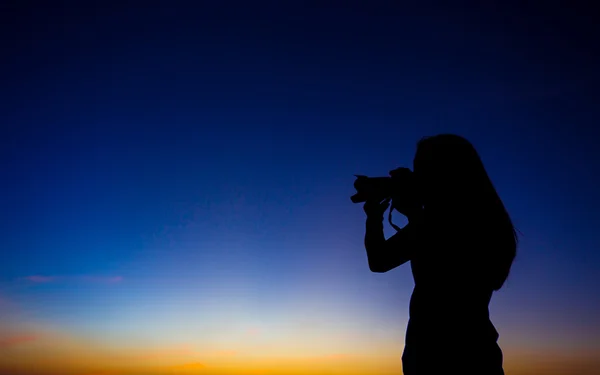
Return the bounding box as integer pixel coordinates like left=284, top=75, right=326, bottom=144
left=0, top=2, right=599, bottom=374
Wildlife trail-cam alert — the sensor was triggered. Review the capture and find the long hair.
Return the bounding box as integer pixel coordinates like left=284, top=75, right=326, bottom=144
left=415, top=134, right=518, bottom=290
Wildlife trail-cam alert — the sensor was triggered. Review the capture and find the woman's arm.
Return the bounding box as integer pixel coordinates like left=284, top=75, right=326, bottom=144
left=363, top=198, right=421, bottom=273
left=365, top=215, right=418, bottom=273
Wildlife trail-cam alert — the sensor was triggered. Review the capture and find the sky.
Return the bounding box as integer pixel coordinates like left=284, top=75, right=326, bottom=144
left=1, top=1, right=599, bottom=374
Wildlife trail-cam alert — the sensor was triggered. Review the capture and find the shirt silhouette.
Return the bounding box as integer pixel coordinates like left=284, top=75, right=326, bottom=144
left=363, top=134, right=517, bottom=375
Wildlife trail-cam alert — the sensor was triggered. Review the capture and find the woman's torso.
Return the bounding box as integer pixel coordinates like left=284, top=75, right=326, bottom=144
left=405, top=218, right=500, bottom=347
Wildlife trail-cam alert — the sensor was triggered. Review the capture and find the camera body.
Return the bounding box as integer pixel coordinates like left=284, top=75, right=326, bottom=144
left=350, top=169, right=417, bottom=204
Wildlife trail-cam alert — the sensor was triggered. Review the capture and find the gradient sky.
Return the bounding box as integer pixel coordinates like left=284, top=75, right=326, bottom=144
left=1, top=2, right=599, bottom=375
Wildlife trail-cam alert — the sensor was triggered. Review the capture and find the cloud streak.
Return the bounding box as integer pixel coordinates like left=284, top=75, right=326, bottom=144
left=21, top=275, right=124, bottom=284
left=23, top=275, right=56, bottom=283
left=0, top=334, right=38, bottom=348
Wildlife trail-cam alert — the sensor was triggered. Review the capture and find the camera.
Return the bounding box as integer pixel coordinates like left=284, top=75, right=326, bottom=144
left=350, top=168, right=416, bottom=204
left=351, top=168, right=419, bottom=230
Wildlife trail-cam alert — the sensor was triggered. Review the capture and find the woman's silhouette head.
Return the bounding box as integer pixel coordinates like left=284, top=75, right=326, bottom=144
left=413, top=134, right=518, bottom=290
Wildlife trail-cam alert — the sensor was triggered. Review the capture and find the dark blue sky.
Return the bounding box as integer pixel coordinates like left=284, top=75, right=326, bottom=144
left=1, top=1, right=599, bottom=368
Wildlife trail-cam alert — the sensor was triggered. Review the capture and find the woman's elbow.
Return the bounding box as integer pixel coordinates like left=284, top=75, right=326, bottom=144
left=368, top=261, right=390, bottom=273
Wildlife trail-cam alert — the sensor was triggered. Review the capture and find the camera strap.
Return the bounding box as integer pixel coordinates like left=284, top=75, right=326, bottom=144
left=388, top=205, right=402, bottom=232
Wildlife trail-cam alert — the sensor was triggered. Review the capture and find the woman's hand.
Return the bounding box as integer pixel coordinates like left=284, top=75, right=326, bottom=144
left=364, top=197, right=391, bottom=218
left=388, top=167, right=412, bottom=180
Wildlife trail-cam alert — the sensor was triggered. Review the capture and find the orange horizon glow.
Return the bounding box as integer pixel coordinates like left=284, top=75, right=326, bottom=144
left=1, top=322, right=598, bottom=375
left=1, top=281, right=599, bottom=375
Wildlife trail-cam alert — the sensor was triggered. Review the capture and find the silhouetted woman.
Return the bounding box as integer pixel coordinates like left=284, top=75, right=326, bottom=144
left=363, top=134, right=517, bottom=375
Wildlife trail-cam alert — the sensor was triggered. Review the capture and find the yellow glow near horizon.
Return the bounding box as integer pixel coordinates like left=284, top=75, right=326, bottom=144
left=2, top=287, right=599, bottom=375
left=1, top=323, right=599, bottom=375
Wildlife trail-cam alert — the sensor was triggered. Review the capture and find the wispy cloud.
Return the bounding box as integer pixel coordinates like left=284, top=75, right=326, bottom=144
left=23, top=275, right=56, bottom=283
left=20, top=275, right=123, bottom=284
left=0, top=334, right=38, bottom=348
